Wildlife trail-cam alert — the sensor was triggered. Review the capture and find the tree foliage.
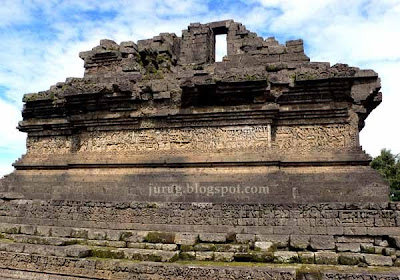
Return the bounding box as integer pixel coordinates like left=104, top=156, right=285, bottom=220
left=370, top=149, right=400, bottom=200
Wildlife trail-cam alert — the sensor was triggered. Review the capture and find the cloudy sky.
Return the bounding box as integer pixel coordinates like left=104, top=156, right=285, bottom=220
left=0, top=0, right=399, bottom=177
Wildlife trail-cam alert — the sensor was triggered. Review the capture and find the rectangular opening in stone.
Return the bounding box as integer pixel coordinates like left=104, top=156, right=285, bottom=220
left=215, top=34, right=227, bottom=62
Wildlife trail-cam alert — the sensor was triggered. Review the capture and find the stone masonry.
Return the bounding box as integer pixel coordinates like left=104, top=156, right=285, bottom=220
left=0, top=20, right=395, bottom=279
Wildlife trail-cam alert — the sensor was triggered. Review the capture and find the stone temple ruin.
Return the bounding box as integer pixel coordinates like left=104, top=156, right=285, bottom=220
left=0, top=20, right=398, bottom=279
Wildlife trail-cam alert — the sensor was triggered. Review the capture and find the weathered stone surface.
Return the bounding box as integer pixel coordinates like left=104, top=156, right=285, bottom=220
left=236, top=234, right=255, bottom=244
left=195, top=251, right=214, bottom=261
left=64, top=245, right=91, bottom=258
left=19, top=225, right=35, bottom=235
left=336, top=236, right=374, bottom=243
left=298, top=252, right=315, bottom=264
left=274, top=251, right=298, bottom=263
left=338, top=253, right=363, bottom=265
left=122, top=248, right=178, bottom=262
left=360, top=243, right=375, bottom=253
left=310, top=236, right=335, bottom=250
left=175, top=233, right=198, bottom=245
left=199, top=233, right=226, bottom=243
left=88, top=240, right=126, bottom=248
left=193, top=243, right=216, bottom=251
left=87, top=229, right=106, bottom=240
left=364, top=254, right=393, bottom=266
left=336, top=243, right=361, bottom=253
left=315, top=251, right=338, bottom=265
left=214, top=252, right=234, bottom=262
left=290, top=235, right=309, bottom=250
left=124, top=231, right=147, bottom=243
left=254, top=241, right=273, bottom=252
left=256, top=235, right=289, bottom=248
left=6, top=18, right=386, bottom=205
left=0, top=18, right=393, bottom=279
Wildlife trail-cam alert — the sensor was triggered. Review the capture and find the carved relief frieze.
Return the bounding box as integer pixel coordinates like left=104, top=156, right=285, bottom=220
left=78, top=125, right=271, bottom=154
left=274, top=124, right=357, bottom=151
left=27, top=136, right=71, bottom=155
left=25, top=124, right=358, bottom=155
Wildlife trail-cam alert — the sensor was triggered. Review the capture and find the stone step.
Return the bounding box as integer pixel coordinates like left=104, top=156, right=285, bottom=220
left=0, top=241, right=91, bottom=258
left=0, top=237, right=397, bottom=266
left=2, top=251, right=399, bottom=280
left=1, top=223, right=399, bottom=252
left=7, top=234, right=80, bottom=246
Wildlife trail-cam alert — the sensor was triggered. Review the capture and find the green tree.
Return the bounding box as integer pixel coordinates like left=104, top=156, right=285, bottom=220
left=370, top=149, right=400, bottom=200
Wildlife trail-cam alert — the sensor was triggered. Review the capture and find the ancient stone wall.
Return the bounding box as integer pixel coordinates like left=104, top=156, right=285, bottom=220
left=0, top=19, right=392, bottom=278
left=1, top=199, right=400, bottom=275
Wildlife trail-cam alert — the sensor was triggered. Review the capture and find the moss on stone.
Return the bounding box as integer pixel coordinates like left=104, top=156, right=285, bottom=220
left=194, top=243, right=216, bottom=252
left=179, top=251, right=196, bottom=261
left=146, top=254, right=162, bottom=262
left=180, top=244, right=194, bottom=252
left=169, top=252, right=180, bottom=262
left=214, top=244, right=232, bottom=252
left=4, top=226, right=20, bottom=234
left=338, top=254, right=360, bottom=266
left=252, top=252, right=275, bottom=263
left=295, top=265, right=322, bottom=280
left=0, top=238, right=14, bottom=243
left=71, top=230, right=88, bottom=239
left=119, top=231, right=133, bottom=241
left=244, top=74, right=258, bottom=81
left=192, top=64, right=204, bottom=70
left=91, top=248, right=124, bottom=259
left=142, top=71, right=164, bottom=80
left=145, top=232, right=175, bottom=244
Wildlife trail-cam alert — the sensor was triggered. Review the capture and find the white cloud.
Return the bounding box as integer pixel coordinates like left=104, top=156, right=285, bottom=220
left=0, top=0, right=32, bottom=26
left=359, top=60, right=400, bottom=156
left=0, top=99, right=25, bottom=178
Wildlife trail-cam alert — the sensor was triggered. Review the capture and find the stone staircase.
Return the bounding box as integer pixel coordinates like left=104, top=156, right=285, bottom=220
left=0, top=221, right=399, bottom=267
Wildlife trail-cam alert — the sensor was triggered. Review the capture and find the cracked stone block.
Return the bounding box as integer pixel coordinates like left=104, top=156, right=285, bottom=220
left=214, top=252, right=234, bottom=262
left=71, top=228, right=88, bottom=239
left=274, top=251, right=298, bottom=263
left=338, top=253, right=363, bottom=265
left=383, top=247, right=396, bottom=256
left=122, top=248, right=177, bottom=262
left=364, top=254, right=393, bottom=266
left=50, top=227, right=71, bottom=238
left=20, top=225, right=35, bottom=235
left=290, top=235, right=310, bottom=250
left=87, top=229, right=106, bottom=240
left=124, top=231, right=147, bottom=243
left=105, top=230, right=121, bottom=241
left=298, top=252, right=315, bottom=264
left=35, top=226, right=51, bottom=237
left=310, top=236, right=335, bottom=250
left=256, top=235, right=289, bottom=248
left=336, top=243, right=360, bottom=253
left=315, top=252, right=338, bottom=265
left=199, top=233, right=226, bottom=243
left=194, top=243, right=216, bottom=251
left=236, top=234, right=255, bottom=244
left=360, top=243, right=375, bottom=253
left=64, top=245, right=92, bottom=258
left=175, top=233, right=198, bottom=245
left=254, top=241, right=273, bottom=252
left=196, top=251, right=214, bottom=261
left=4, top=243, right=25, bottom=253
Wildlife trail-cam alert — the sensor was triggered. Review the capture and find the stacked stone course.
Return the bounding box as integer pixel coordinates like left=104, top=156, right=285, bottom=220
left=0, top=20, right=394, bottom=279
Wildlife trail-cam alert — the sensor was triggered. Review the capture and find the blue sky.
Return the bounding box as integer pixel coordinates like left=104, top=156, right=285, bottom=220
left=0, top=0, right=399, bottom=177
